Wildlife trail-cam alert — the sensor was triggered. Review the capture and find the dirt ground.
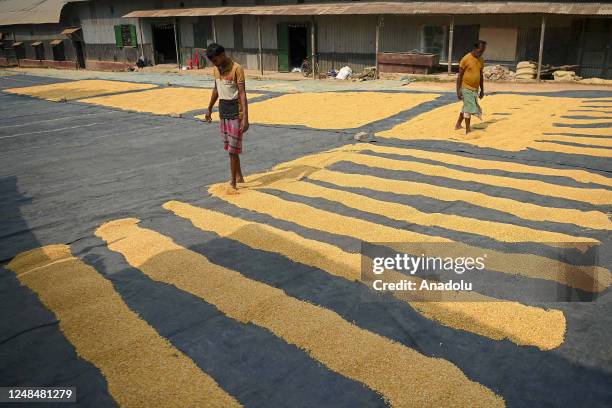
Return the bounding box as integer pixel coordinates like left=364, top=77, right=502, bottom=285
left=4, top=66, right=612, bottom=94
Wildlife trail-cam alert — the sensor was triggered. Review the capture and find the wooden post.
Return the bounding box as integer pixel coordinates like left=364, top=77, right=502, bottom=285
left=13, top=32, right=19, bottom=67
left=311, top=16, right=316, bottom=79
left=212, top=16, right=217, bottom=43
left=173, top=17, right=180, bottom=68
left=602, top=23, right=611, bottom=78
left=375, top=15, right=381, bottom=79
left=138, top=18, right=145, bottom=59
left=577, top=18, right=586, bottom=76
left=537, top=14, right=546, bottom=81
left=448, top=15, right=454, bottom=76
left=257, top=16, right=263, bottom=75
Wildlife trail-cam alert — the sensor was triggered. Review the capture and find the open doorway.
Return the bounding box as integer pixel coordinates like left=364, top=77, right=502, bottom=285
left=152, top=23, right=177, bottom=64
left=288, top=25, right=308, bottom=69
left=277, top=23, right=310, bottom=72
left=73, top=40, right=85, bottom=68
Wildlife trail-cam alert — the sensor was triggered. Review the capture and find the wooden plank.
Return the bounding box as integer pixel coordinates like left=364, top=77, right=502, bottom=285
left=448, top=15, right=454, bottom=75
left=537, top=15, right=546, bottom=80
left=377, top=52, right=439, bottom=66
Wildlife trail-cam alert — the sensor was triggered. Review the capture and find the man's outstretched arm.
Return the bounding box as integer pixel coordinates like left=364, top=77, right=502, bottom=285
left=205, top=87, right=219, bottom=122
left=456, top=68, right=464, bottom=100
left=238, top=82, right=249, bottom=133
left=479, top=68, right=485, bottom=98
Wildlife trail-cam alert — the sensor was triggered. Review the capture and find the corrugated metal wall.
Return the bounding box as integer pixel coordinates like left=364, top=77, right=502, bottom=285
left=316, top=14, right=375, bottom=72
left=579, top=18, right=612, bottom=79
left=4, top=0, right=609, bottom=77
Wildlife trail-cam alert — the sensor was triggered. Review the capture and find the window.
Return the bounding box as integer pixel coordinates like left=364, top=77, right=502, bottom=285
left=110, top=5, right=114, bottom=15
left=33, top=42, right=45, bottom=60
left=51, top=40, right=65, bottom=61
left=114, top=25, right=138, bottom=48
left=422, top=26, right=446, bottom=56
left=13, top=42, right=25, bottom=59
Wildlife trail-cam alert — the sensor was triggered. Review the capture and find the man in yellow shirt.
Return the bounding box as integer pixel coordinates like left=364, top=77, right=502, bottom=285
left=455, top=40, right=486, bottom=134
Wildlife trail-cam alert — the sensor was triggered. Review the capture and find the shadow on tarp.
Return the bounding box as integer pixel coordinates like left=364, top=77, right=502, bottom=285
left=0, top=74, right=71, bottom=91
left=74, top=235, right=388, bottom=408
left=0, top=176, right=116, bottom=407
left=368, top=138, right=612, bottom=173
left=142, top=213, right=612, bottom=408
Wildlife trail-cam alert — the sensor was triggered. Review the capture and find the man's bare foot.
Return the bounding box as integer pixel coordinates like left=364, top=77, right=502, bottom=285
left=237, top=176, right=245, bottom=183
left=465, top=129, right=472, bottom=134
left=455, top=124, right=463, bottom=130
left=229, top=181, right=237, bottom=189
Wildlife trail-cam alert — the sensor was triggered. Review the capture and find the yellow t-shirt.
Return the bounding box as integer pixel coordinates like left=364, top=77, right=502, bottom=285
left=459, top=53, right=484, bottom=91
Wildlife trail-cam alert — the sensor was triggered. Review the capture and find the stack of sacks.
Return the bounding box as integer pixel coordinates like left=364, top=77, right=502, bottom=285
left=579, top=77, right=612, bottom=85
left=553, top=70, right=581, bottom=82
left=483, top=65, right=516, bottom=81
left=515, top=61, right=537, bottom=80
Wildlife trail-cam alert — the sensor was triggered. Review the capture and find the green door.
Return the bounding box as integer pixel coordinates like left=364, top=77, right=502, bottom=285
left=277, top=23, right=289, bottom=72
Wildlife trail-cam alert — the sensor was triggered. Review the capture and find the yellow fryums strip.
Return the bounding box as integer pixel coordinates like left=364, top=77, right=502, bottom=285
left=7, top=244, right=241, bottom=408
left=5, top=80, right=157, bottom=101
left=163, top=201, right=362, bottom=281
left=209, top=185, right=610, bottom=293
left=563, top=113, right=612, bottom=119
left=342, top=153, right=612, bottom=205
left=556, top=119, right=612, bottom=125
left=80, top=87, right=263, bottom=115
left=358, top=144, right=612, bottom=186
left=271, top=179, right=597, bottom=246
left=164, top=201, right=566, bottom=350
left=374, top=94, right=612, bottom=156
left=309, top=169, right=612, bottom=230
left=535, top=135, right=612, bottom=148
left=96, top=218, right=505, bottom=408
left=228, top=91, right=439, bottom=129
left=531, top=142, right=612, bottom=158
left=556, top=112, right=612, bottom=119
left=237, top=146, right=611, bottom=230
left=252, top=145, right=612, bottom=205
left=579, top=100, right=612, bottom=105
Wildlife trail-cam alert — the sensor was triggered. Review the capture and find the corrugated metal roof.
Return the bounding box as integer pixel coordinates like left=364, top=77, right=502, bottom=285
left=0, top=0, right=88, bottom=26
left=124, top=2, right=612, bottom=18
